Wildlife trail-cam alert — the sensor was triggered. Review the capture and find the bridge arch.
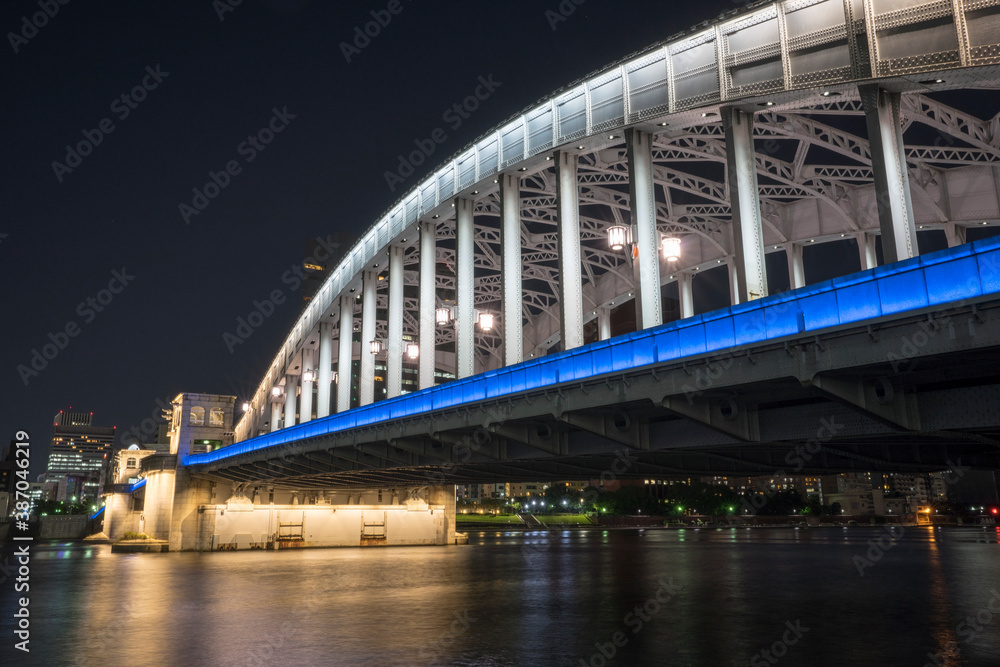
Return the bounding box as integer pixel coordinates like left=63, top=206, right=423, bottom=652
left=234, top=0, right=1000, bottom=443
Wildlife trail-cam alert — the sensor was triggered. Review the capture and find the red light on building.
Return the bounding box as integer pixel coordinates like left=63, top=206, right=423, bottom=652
left=992, top=508, right=998, bottom=515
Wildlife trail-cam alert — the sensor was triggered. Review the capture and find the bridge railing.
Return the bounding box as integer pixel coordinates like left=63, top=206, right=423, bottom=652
left=187, top=235, right=1000, bottom=467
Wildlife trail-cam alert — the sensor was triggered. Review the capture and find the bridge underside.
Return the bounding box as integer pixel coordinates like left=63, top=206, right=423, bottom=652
left=192, top=298, right=1000, bottom=489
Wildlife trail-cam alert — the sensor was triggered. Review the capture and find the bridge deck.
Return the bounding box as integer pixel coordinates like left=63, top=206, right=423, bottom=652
left=186, top=236, right=1000, bottom=476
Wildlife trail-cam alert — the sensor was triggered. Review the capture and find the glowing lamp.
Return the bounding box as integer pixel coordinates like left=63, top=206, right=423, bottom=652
left=406, top=342, right=420, bottom=360
left=661, top=236, right=681, bottom=262
left=242, top=402, right=250, bottom=412
left=332, top=371, right=339, bottom=384
left=272, top=386, right=283, bottom=397
left=302, top=369, right=315, bottom=383
left=435, top=307, right=451, bottom=325
left=478, top=312, right=495, bottom=332
left=607, top=225, right=628, bottom=251
left=369, top=339, right=384, bottom=355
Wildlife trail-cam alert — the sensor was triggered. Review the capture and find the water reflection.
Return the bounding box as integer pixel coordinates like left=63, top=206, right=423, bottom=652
left=2, top=527, right=998, bottom=666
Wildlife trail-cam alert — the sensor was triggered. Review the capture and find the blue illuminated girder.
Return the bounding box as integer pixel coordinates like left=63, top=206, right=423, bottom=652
left=185, top=236, right=1000, bottom=467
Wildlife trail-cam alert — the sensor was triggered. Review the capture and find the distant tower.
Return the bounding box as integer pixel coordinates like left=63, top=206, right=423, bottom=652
left=45, top=410, right=116, bottom=502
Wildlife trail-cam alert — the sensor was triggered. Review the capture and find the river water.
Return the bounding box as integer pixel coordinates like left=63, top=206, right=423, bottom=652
left=2, top=526, right=999, bottom=666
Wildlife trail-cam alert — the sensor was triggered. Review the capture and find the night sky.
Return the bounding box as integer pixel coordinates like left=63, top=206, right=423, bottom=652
left=2, top=0, right=745, bottom=476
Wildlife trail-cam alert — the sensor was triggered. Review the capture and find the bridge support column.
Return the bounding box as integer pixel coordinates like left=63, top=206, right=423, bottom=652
left=727, top=259, right=740, bottom=306
left=723, top=107, right=768, bottom=302
left=283, top=374, right=297, bottom=428
left=428, top=485, right=457, bottom=545
left=677, top=272, right=694, bottom=319
left=500, top=172, right=523, bottom=366
left=299, top=348, right=314, bottom=423
left=387, top=245, right=404, bottom=398
left=270, top=399, right=281, bottom=432
left=626, top=129, right=663, bottom=330
left=857, top=232, right=877, bottom=271
left=787, top=243, right=805, bottom=290
left=598, top=307, right=612, bottom=341
left=419, top=219, right=437, bottom=389
left=556, top=151, right=585, bottom=350
left=359, top=270, right=377, bottom=406
left=317, top=322, right=333, bottom=418
left=338, top=294, right=354, bottom=412
left=455, top=197, right=476, bottom=378
left=860, top=85, right=917, bottom=264
left=945, top=223, right=966, bottom=248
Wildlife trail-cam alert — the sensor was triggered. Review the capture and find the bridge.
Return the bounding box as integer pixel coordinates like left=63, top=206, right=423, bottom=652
left=105, top=0, right=1000, bottom=550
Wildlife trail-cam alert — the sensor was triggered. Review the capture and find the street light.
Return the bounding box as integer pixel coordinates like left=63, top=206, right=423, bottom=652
left=406, top=342, right=420, bottom=360
left=302, top=368, right=315, bottom=383
left=369, top=339, right=384, bottom=355
left=478, top=312, right=495, bottom=332
left=435, top=307, right=451, bottom=325
left=272, top=386, right=283, bottom=397
left=607, top=225, right=629, bottom=251
left=242, top=401, right=250, bottom=412
left=661, top=236, right=682, bottom=262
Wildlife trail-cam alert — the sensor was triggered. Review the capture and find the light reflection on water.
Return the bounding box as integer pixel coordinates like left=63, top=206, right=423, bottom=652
left=2, top=526, right=998, bottom=666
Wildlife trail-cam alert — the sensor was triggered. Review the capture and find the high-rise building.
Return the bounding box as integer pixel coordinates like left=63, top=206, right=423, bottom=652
left=45, top=410, right=115, bottom=502
left=302, top=233, right=356, bottom=303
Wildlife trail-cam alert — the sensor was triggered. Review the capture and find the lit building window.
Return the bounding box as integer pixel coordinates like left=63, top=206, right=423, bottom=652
left=190, top=407, right=205, bottom=425
left=126, top=457, right=137, bottom=469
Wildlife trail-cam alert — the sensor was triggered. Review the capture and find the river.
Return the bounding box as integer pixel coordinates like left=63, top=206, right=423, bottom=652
left=2, top=525, right=998, bottom=666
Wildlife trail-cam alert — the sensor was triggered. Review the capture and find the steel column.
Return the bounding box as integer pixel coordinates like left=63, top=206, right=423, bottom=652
left=359, top=270, right=377, bottom=406
left=387, top=245, right=404, bottom=398
left=270, top=400, right=281, bottom=433
left=556, top=151, right=584, bottom=350
left=337, top=295, right=354, bottom=413
left=500, top=173, right=523, bottom=366
left=283, top=374, right=297, bottom=429
left=598, top=307, right=612, bottom=341
left=419, top=220, right=437, bottom=389
left=455, top=198, right=476, bottom=379
left=316, top=322, right=333, bottom=418
left=859, top=84, right=917, bottom=264
left=787, top=243, right=805, bottom=289
left=626, top=129, right=662, bottom=330
left=299, top=348, right=314, bottom=423
left=677, top=272, right=694, bottom=319
left=945, top=223, right=966, bottom=248
left=728, top=259, right=740, bottom=306
left=723, top=107, right=768, bottom=303
left=858, top=232, right=877, bottom=271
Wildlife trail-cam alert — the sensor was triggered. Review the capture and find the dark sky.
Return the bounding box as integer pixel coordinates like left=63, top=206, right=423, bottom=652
left=2, top=0, right=740, bottom=476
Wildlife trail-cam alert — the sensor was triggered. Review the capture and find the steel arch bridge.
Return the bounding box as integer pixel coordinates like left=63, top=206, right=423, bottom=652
left=205, top=0, right=1000, bottom=477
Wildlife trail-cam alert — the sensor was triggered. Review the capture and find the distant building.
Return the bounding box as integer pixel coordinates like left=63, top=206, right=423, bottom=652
left=44, top=410, right=115, bottom=502
left=302, top=233, right=356, bottom=303
left=0, top=441, right=15, bottom=495
left=701, top=475, right=825, bottom=502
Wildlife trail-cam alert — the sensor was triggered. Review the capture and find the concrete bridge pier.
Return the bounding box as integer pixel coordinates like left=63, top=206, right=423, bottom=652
left=197, top=483, right=459, bottom=551
left=101, top=490, right=134, bottom=542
